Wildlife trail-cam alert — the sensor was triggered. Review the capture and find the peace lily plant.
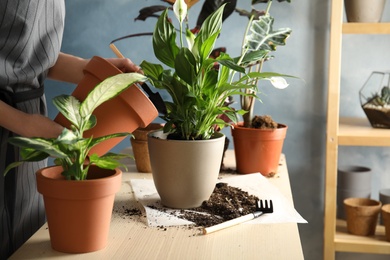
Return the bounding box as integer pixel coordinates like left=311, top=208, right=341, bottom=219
left=4, top=73, right=146, bottom=180
left=139, top=0, right=291, bottom=140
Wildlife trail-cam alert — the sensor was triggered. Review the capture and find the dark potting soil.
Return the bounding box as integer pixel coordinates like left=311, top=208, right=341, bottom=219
left=120, top=182, right=259, bottom=229
left=179, top=182, right=259, bottom=227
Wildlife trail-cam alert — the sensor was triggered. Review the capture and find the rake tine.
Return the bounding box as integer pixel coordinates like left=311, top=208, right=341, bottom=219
left=204, top=199, right=274, bottom=235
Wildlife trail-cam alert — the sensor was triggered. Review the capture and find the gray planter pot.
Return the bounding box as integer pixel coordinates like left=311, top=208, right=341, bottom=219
left=148, top=130, right=225, bottom=209
left=337, top=165, right=372, bottom=219
left=345, top=0, right=386, bottom=23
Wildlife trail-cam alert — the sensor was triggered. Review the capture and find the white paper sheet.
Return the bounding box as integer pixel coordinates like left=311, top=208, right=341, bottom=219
left=130, top=173, right=307, bottom=227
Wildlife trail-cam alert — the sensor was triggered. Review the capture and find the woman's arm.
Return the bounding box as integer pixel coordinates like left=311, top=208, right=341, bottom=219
left=47, top=52, right=142, bottom=83
left=1, top=53, right=142, bottom=138
left=0, top=100, right=64, bottom=138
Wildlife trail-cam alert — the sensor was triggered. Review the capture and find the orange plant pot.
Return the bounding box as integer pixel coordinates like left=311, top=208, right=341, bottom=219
left=231, top=122, right=287, bottom=177
left=36, top=165, right=122, bottom=253
left=55, top=56, right=158, bottom=156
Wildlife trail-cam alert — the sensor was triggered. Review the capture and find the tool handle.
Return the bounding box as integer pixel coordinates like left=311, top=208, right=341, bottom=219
left=203, top=212, right=263, bottom=235
left=110, top=43, right=125, bottom=58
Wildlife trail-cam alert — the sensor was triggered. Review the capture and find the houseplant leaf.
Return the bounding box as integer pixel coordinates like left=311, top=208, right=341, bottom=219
left=52, top=95, right=81, bottom=129
left=245, top=15, right=291, bottom=52
left=80, top=73, right=146, bottom=119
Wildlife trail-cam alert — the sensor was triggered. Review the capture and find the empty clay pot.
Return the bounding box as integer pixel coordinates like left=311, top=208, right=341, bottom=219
left=381, top=204, right=390, bottom=242
left=344, top=198, right=382, bottom=236
left=130, top=123, right=163, bottom=172
left=55, top=56, right=158, bottom=156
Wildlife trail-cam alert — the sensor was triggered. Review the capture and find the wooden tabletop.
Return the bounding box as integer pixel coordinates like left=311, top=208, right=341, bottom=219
left=10, top=150, right=304, bottom=260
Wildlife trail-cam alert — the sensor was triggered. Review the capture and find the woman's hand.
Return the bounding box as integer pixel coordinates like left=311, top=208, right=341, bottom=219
left=106, top=57, right=142, bottom=73
left=0, top=100, right=64, bottom=138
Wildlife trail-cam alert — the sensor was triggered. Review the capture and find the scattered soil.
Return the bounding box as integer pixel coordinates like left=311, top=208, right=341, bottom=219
left=120, top=182, right=259, bottom=229
left=179, top=182, right=259, bottom=227
left=251, top=115, right=278, bottom=129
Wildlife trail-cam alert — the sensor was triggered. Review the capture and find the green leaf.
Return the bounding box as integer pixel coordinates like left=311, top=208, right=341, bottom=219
left=89, top=153, right=131, bottom=170
left=80, top=73, right=146, bottom=120
left=8, top=137, right=67, bottom=158
left=89, top=132, right=132, bottom=148
left=153, top=9, right=180, bottom=68
left=140, top=61, right=164, bottom=81
left=83, top=115, right=97, bottom=132
left=193, top=5, right=224, bottom=61
left=4, top=161, right=23, bottom=176
left=52, top=95, right=81, bottom=128
left=175, top=48, right=196, bottom=86
left=245, top=15, right=291, bottom=52
left=197, top=31, right=220, bottom=63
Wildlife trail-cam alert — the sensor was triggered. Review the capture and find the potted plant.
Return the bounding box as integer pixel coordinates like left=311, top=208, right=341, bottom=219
left=4, top=73, right=150, bottom=253
left=132, top=0, right=291, bottom=208
left=223, top=0, right=293, bottom=176
left=360, top=71, right=390, bottom=128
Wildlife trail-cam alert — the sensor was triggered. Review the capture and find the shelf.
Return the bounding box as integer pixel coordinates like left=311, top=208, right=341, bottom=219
left=338, top=117, right=390, bottom=146
left=343, top=23, right=390, bottom=34
left=335, top=219, right=390, bottom=254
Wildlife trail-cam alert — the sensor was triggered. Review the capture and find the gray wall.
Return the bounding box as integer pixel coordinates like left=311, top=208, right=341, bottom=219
left=44, top=1, right=390, bottom=259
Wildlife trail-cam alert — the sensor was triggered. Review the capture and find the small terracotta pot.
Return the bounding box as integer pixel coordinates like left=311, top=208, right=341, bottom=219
left=55, top=56, right=158, bottom=156
left=231, top=122, right=287, bottom=176
left=381, top=204, right=390, bottom=242
left=130, top=123, right=163, bottom=172
left=344, top=198, right=381, bottom=236
left=36, top=165, right=122, bottom=253
left=380, top=189, right=390, bottom=224
left=148, top=130, right=225, bottom=209
left=344, top=0, right=386, bottom=23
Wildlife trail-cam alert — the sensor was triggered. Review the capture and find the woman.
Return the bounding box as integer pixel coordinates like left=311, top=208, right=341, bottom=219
left=0, top=1, right=141, bottom=258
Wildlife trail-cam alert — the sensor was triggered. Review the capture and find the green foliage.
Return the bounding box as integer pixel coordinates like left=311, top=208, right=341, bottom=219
left=369, top=86, right=390, bottom=106
left=141, top=3, right=291, bottom=140
left=4, top=73, right=146, bottom=180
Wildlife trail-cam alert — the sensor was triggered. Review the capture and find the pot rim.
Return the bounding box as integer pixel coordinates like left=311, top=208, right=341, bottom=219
left=147, top=129, right=225, bottom=143
left=231, top=122, right=288, bottom=131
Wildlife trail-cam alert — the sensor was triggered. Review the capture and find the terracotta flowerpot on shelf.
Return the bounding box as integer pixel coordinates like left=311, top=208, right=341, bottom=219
left=344, top=198, right=381, bottom=236
left=55, top=56, right=158, bottom=156
left=381, top=204, right=390, bottom=242
left=148, top=130, right=225, bottom=209
left=130, top=123, right=163, bottom=172
left=231, top=122, right=287, bottom=177
left=36, top=165, right=122, bottom=253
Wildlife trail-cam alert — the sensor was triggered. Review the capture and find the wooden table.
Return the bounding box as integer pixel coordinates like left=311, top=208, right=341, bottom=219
left=10, top=150, right=304, bottom=259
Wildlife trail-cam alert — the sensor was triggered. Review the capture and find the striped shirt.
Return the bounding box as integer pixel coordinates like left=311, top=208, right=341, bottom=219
left=0, top=0, right=65, bottom=258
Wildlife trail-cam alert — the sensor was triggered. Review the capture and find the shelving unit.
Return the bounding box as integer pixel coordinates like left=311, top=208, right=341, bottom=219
left=324, top=0, right=390, bottom=259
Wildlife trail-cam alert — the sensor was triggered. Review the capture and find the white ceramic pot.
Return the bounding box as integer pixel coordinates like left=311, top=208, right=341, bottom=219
left=148, top=130, right=225, bottom=209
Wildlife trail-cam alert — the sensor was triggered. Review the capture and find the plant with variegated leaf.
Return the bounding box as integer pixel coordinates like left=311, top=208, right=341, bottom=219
left=4, top=73, right=146, bottom=180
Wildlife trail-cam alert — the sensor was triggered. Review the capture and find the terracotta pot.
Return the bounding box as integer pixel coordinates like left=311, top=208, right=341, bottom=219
left=231, top=122, right=287, bottom=177
left=344, top=198, right=381, bottom=236
left=130, top=123, right=163, bottom=172
left=55, top=56, right=158, bottom=156
left=148, top=130, right=225, bottom=209
left=344, top=0, right=386, bottom=23
left=380, top=189, right=390, bottom=224
left=381, top=204, right=390, bottom=241
left=36, top=165, right=122, bottom=253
